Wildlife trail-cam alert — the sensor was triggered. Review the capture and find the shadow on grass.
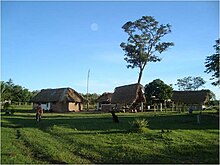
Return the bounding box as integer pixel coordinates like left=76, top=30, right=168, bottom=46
left=1, top=111, right=219, bottom=164
left=1, top=111, right=219, bottom=132
left=43, top=128, right=219, bottom=164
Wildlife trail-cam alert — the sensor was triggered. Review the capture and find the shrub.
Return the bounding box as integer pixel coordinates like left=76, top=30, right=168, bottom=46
left=10, top=109, right=15, bottom=115
left=129, top=118, right=150, bottom=133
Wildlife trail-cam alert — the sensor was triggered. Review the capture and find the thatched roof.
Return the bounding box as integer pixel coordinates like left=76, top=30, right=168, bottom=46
left=96, top=92, right=113, bottom=103
left=31, top=88, right=86, bottom=103
left=172, top=90, right=210, bottom=104
left=111, top=83, right=146, bottom=104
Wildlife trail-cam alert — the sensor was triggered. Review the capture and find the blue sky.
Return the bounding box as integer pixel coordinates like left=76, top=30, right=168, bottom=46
left=1, top=1, right=219, bottom=98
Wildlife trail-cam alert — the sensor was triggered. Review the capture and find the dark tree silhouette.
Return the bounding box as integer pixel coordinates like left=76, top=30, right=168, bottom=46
left=144, top=79, right=173, bottom=104
left=205, top=39, right=219, bottom=86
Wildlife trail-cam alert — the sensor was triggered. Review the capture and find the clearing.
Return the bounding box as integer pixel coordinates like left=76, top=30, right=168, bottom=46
left=1, top=109, right=219, bottom=164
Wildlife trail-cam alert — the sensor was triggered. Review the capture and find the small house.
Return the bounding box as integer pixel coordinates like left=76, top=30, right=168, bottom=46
left=31, top=88, right=86, bottom=112
left=172, top=90, right=211, bottom=111
left=96, top=92, right=113, bottom=112
left=111, top=83, right=146, bottom=112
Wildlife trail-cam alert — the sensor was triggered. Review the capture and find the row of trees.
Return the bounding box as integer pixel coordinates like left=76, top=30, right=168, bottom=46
left=1, top=79, right=37, bottom=103
left=0, top=77, right=216, bottom=110
left=0, top=78, right=101, bottom=108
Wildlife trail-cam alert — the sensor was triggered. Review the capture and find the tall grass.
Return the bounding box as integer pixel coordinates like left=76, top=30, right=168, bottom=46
left=129, top=118, right=150, bottom=133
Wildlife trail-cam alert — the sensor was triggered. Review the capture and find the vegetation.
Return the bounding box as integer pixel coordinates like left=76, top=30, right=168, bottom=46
left=205, top=38, right=220, bottom=86
left=175, top=76, right=206, bottom=91
left=81, top=93, right=100, bottom=109
left=1, top=109, right=219, bottom=164
left=0, top=78, right=99, bottom=110
left=144, top=79, right=173, bottom=105
left=120, top=16, right=174, bottom=83
left=129, top=118, right=149, bottom=133
left=1, top=79, right=36, bottom=103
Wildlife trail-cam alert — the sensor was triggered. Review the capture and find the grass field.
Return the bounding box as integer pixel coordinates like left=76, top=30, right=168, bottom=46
left=1, top=109, right=219, bottom=164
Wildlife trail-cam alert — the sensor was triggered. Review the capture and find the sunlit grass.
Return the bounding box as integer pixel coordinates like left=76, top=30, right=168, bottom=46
left=1, top=110, right=219, bottom=164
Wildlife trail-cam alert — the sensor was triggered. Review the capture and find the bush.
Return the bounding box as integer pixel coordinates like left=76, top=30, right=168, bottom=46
left=129, top=118, right=150, bottom=133
left=10, top=109, right=15, bottom=115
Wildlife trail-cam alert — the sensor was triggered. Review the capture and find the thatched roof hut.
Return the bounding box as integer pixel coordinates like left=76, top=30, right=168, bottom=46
left=111, top=83, right=146, bottom=105
left=96, top=92, right=113, bottom=104
left=31, top=88, right=85, bottom=112
left=172, top=90, right=210, bottom=105
left=96, top=92, right=113, bottom=112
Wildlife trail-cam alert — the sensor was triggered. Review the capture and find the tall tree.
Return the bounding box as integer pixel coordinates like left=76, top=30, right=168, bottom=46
left=1, top=79, right=14, bottom=101
left=205, top=39, right=219, bottom=86
left=175, top=76, right=206, bottom=91
left=12, top=85, right=23, bottom=102
left=144, top=79, right=173, bottom=104
left=120, top=16, right=174, bottom=84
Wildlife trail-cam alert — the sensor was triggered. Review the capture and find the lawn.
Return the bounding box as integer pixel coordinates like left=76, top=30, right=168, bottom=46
left=1, top=109, right=219, bottom=164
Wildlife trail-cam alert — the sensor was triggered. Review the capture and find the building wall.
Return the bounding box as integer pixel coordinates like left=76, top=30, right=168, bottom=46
left=187, top=104, right=203, bottom=111
left=68, top=102, right=82, bottom=112
left=101, top=104, right=113, bottom=112
left=174, top=103, right=204, bottom=111
left=51, top=102, right=66, bottom=112
left=33, top=101, right=83, bottom=112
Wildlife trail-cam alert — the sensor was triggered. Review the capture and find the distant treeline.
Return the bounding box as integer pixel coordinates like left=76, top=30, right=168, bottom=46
left=1, top=79, right=38, bottom=104
left=0, top=79, right=101, bottom=107
left=1, top=78, right=217, bottom=107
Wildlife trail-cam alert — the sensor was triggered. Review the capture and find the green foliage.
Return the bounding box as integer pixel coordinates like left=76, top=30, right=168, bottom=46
left=120, top=16, right=174, bottom=83
left=144, top=79, right=173, bottom=104
left=205, top=39, right=220, bottom=86
left=129, top=118, right=149, bottom=133
left=1, top=79, right=34, bottom=103
left=175, top=76, right=206, bottom=91
left=82, top=93, right=100, bottom=108
left=3, top=102, right=10, bottom=110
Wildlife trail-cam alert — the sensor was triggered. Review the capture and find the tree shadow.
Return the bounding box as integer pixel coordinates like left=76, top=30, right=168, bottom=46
left=1, top=111, right=219, bottom=164
left=1, top=112, right=219, bottom=133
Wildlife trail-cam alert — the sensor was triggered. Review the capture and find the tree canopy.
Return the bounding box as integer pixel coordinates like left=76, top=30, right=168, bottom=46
left=1, top=79, right=34, bottom=103
left=175, top=76, right=206, bottom=91
left=120, top=16, right=174, bottom=83
left=81, top=93, right=100, bottom=106
left=205, top=39, right=219, bottom=86
left=144, top=79, right=173, bottom=104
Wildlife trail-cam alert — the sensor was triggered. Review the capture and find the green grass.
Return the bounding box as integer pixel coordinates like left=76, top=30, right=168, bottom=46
left=1, top=110, right=219, bottom=164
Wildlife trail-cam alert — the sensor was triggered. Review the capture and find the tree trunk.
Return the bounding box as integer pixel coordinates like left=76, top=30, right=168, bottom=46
left=137, top=68, right=143, bottom=84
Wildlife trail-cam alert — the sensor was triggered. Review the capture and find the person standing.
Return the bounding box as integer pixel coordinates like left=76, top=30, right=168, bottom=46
left=36, top=104, right=43, bottom=122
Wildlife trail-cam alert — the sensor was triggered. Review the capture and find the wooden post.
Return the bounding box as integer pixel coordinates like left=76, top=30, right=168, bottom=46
left=141, top=102, right=144, bottom=112
left=164, top=101, right=167, bottom=112
left=172, top=102, right=174, bottom=112
left=160, top=103, right=163, bottom=112
left=154, top=104, right=156, bottom=113
left=86, top=69, right=90, bottom=111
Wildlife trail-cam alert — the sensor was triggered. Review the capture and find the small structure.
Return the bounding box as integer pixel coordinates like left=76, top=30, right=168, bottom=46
left=96, top=92, right=113, bottom=112
left=172, top=90, right=210, bottom=111
left=111, top=83, right=146, bottom=112
left=31, top=88, right=86, bottom=112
